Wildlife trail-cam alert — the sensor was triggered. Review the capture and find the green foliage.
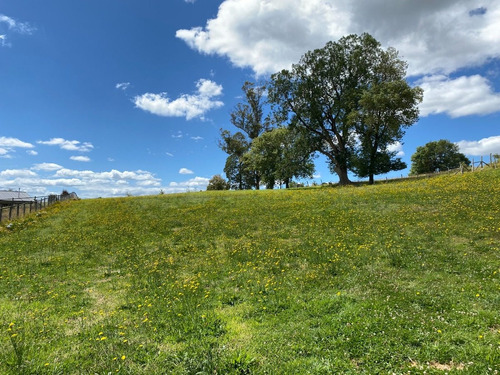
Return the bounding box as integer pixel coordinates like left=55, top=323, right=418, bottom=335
left=410, top=139, right=471, bottom=175
left=348, top=51, right=423, bottom=183
left=0, top=169, right=499, bottom=373
left=269, top=33, right=422, bottom=185
left=243, top=127, right=315, bottom=188
left=220, top=82, right=269, bottom=190
left=207, top=175, right=230, bottom=191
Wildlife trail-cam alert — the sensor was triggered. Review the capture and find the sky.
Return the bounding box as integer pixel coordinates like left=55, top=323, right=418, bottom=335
left=1, top=0, right=499, bottom=198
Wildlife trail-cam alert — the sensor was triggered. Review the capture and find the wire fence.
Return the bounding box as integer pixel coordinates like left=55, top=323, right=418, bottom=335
left=380, top=153, right=499, bottom=183
left=0, top=194, right=75, bottom=223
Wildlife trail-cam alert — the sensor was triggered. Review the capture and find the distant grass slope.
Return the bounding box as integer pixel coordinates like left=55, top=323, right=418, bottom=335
left=0, top=169, right=499, bottom=374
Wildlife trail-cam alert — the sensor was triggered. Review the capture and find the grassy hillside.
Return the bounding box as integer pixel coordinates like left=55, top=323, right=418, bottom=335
left=0, top=169, right=499, bottom=374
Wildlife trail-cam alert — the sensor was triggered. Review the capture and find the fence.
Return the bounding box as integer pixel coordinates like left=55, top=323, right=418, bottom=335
left=378, top=154, right=499, bottom=184
left=0, top=194, right=73, bottom=223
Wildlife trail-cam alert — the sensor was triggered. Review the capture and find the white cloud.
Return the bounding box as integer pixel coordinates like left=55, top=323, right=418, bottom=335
left=456, top=135, right=500, bottom=156
left=166, top=152, right=174, bottom=157
left=0, top=169, right=37, bottom=178
left=176, top=0, right=500, bottom=117
left=0, top=34, right=8, bottom=47
left=172, top=131, right=184, bottom=139
left=169, top=176, right=210, bottom=189
left=134, top=79, right=224, bottom=120
left=0, top=137, right=34, bottom=157
left=176, top=0, right=500, bottom=78
left=0, top=137, right=34, bottom=148
left=387, top=141, right=405, bottom=157
left=70, top=155, right=91, bottom=162
left=27, top=150, right=38, bottom=156
left=418, top=75, right=500, bottom=118
left=191, top=136, right=204, bottom=141
left=32, top=163, right=63, bottom=171
left=179, top=168, right=194, bottom=175
left=0, top=14, right=35, bottom=34
left=0, top=162, right=211, bottom=198
left=116, top=82, right=131, bottom=90
left=37, top=138, right=94, bottom=152
left=0, top=14, right=35, bottom=47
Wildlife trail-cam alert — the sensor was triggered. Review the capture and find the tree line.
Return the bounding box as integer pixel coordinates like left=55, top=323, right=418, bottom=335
left=210, top=33, right=468, bottom=191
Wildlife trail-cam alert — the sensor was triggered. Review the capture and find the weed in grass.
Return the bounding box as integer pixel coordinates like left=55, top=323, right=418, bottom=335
left=0, top=169, right=498, bottom=373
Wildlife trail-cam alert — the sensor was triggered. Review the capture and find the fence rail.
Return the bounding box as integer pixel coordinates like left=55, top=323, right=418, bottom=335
left=0, top=194, right=73, bottom=223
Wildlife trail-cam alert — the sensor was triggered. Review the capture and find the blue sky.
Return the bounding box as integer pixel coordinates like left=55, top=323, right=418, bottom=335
left=1, top=0, right=499, bottom=198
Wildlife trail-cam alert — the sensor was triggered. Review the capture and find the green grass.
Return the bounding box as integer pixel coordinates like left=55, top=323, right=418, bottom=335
left=0, top=169, right=499, bottom=374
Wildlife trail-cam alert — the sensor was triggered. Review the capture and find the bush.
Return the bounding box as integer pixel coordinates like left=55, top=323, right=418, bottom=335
left=207, top=175, right=230, bottom=191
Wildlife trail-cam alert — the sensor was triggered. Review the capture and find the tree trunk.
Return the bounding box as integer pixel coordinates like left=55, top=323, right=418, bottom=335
left=333, top=164, right=351, bottom=185
left=368, top=174, right=374, bottom=185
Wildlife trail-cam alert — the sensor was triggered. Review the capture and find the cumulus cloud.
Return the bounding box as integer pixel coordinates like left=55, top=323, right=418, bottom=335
left=418, top=75, right=500, bottom=118
left=0, top=162, right=211, bottom=198
left=32, top=163, right=63, bottom=171
left=190, top=136, right=204, bottom=141
left=134, top=79, right=224, bottom=120
left=0, top=169, right=37, bottom=178
left=456, top=135, right=500, bottom=156
left=0, top=137, right=34, bottom=157
left=0, top=137, right=34, bottom=148
left=175, top=0, right=500, bottom=117
left=176, top=0, right=500, bottom=78
left=169, top=176, right=210, bottom=189
left=70, top=155, right=91, bottom=162
left=37, top=138, right=94, bottom=152
left=179, top=168, right=194, bottom=175
left=387, top=142, right=405, bottom=157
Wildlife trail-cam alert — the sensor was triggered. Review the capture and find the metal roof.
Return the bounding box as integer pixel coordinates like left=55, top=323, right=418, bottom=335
left=0, top=190, right=32, bottom=202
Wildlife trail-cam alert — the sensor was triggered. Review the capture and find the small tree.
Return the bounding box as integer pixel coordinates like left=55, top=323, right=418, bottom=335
left=244, top=127, right=315, bottom=189
left=206, top=175, right=230, bottom=191
left=219, top=81, right=270, bottom=190
left=410, top=140, right=470, bottom=175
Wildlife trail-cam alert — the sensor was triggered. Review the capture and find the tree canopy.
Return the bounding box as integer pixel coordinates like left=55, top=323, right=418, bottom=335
left=268, top=33, right=422, bottom=185
left=243, top=127, right=315, bottom=189
left=410, top=140, right=470, bottom=175
left=206, top=175, right=230, bottom=191
left=219, top=81, right=269, bottom=189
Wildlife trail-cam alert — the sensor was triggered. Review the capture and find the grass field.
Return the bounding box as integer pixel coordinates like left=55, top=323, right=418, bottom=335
left=0, top=169, right=499, bottom=374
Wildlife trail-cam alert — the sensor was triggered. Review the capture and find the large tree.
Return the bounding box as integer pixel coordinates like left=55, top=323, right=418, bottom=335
left=243, top=127, right=315, bottom=189
left=349, top=49, right=423, bottom=183
left=269, top=33, right=421, bottom=185
left=410, top=139, right=470, bottom=175
left=220, top=81, right=269, bottom=189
